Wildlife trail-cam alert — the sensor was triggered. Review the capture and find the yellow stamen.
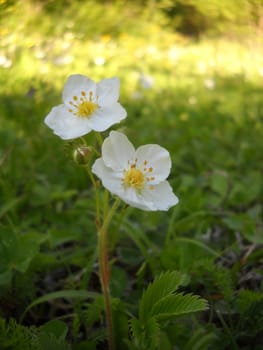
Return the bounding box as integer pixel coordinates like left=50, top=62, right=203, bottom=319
left=122, top=160, right=155, bottom=191
left=68, top=90, right=99, bottom=118
left=123, top=168, right=144, bottom=190
left=77, top=101, right=98, bottom=117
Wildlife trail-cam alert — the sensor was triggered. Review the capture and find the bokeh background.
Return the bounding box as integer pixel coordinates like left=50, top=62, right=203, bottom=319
left=0, top=0, right=263, bottom=349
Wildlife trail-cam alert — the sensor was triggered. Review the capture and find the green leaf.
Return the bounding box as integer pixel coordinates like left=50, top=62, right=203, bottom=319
left=0, top=269, right=12, bottom=286
left=110, top=266, right=129, bottom=298
left=184, top=328, right=217, bottom=350
left=72, top=341, right=96, bottom=350
left=210, top=171, right=228, bottom=197
left=0, top=230, right=42, bottom=285
left=139, top=271, right=188, bottom=321
left=47, top=229, right=83, bottom=248
left=151, top=293, right=208, bottom=319
left=112, top=298, right=129, bottom=350
left=38, top=333, right=71, bottom=350
left=236, top=290, right=263, bottom=314
left=145, top=317, right=161, bottom=350
left=84, top=295, right=104, bottom=327
left=159, top=331, right=172, bottom=350
left=223, top=213, right=263, bottom=243
left=0, top=197, right=24, bottom=219
left=14, top=232, right=44, bottom=273
left=128, top=317, right=161, bottom=350
left=40, top=320, right=68, bottom=341
left=128, top=318, right=142, bottom=348
left=229, top=171, right=262, bottom=205
left=21, top=290, right=99, bottom=321
left=161, top=237, right=220, bottom=273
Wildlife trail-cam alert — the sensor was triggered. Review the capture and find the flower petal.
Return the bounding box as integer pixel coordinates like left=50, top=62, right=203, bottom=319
left=44, top=104, right=92, bottom=140
left=92, top=133, right=179, bottom=211
left=141, top=181, right=179, bottom=211
left=102, top=131, right=135, bottom=171
left=62, top=74, right=96, bottom=106
left=92, top=158, right=155, bottom=210
left=87, top=103, right=127, bottom=132
left=135, top=144, right=171, bottom=183
left=92, top=158, right=123, bottom=194
left=97, top=77, right=120, bottom=106
left=118, top=187, right=156, bottom=211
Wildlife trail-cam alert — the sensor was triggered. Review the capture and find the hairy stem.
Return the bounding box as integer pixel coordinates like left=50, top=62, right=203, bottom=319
left=98, top=197, right=121, bottom=350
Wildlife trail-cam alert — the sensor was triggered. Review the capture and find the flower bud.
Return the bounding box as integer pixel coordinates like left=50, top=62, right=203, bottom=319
left=73, top=146, right=93, bottom=165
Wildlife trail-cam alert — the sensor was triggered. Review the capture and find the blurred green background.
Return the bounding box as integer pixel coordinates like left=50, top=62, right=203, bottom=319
left=1, top=0, right=262, bottom=241
left=0, top=0, right=263, bottom=349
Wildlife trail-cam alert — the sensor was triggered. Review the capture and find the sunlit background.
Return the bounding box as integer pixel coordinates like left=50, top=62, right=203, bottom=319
left=0, top=1, right=263, bottom=349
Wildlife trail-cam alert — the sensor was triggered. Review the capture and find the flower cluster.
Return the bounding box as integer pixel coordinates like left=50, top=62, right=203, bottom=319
left=44, top=74, right=178, bottom=211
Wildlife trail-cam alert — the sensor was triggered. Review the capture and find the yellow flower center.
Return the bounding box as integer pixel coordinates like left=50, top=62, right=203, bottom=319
left=77, top=100, right=98, bottom=117
left=123, top=167, right=145, bottom=190
left=122, top=160, right=156, bottom=191
left=68, top=91, right=99, bottom=118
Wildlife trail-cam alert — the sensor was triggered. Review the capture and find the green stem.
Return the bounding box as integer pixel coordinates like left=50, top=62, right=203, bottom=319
left=98, top=197, right=121, bottom=350
left=103, top=189, right=109, bottom=220
left=95, top=132, right=104, bottom=147
left=86, top=167, right=101, bottom=227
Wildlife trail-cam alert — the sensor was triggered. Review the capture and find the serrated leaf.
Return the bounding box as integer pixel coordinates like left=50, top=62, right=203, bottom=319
left=151, top=293, right=208, bottom=319
left=145, top=317, right=161, bottom=350
left=139, top=271, right=187, bottom=321
left=129, top=318, right=141, bottom=342
left=85, top=295, right=104, bottom=327
left=236, top=290, right=263, bottom=314
left=112, top=298, right=129, bottom=350
left=128, top=317, right=161, bottom=350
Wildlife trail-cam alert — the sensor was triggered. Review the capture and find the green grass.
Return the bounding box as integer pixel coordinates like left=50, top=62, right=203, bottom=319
left=0, top=1, right=263, bottom=349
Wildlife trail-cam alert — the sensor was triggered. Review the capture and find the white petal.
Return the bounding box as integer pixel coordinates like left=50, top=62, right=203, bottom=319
left=97, top=77, right=120, bottom=106
left=62, top=74, right=96, bottom=105
left=92, top=148, right=177, bottom=211
left=118, top=187, right=156, bottom=211
left=102, top=131, right=135, bottom=171
left=92, top=158, right=155, bottom=210
left=87, top=103, right=127, bottom=132
left=92, top=158, right=123, bottom=194
left=141, top=181, right=179, bottom=211
left=44, top=105, right=92, bottom=140
left=135, top=145, right=171, bottom=183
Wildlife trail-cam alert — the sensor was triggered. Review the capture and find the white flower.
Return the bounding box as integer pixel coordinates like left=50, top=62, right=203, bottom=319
left=92, top=131, right=179, bottom=211
left=0, top=55, right=12, bottom=68
left=204, top=78, right=215, bottom=90
left=44, top=74, right=127, bottom=140
left=139, top=73, right=154, bottom=89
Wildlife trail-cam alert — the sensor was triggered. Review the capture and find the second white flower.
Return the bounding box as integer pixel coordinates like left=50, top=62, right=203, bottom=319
left=92, top=131, right=179, bottom=211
